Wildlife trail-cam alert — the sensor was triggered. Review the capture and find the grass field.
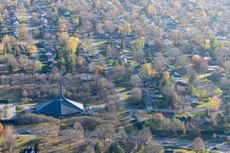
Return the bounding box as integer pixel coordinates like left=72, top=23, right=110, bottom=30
left=16, top=135, right=38, bottom=152
left=0, top=87, right=22, bottom=103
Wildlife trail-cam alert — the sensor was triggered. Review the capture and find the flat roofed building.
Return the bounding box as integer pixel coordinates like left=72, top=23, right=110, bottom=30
left=0, top=103, right=16, bottom=120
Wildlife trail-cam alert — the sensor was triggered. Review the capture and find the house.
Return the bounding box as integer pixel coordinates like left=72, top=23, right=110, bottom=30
left=0, top=100, right=16, bottom=120
left=80, top=73, right=93, bottom=81
left=190, top=97, right=199, bottom=105
left=208, top=65, right=220, bottom=72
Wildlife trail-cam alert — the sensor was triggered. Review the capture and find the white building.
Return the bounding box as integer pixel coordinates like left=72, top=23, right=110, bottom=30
left=0, top=104, right=16, bottom=120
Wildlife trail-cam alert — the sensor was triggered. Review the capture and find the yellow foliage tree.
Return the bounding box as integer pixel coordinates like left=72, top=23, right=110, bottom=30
left=0, top=123, right=4, bottom=134
left=208, top=96, right=220, bottom=111
left=203, top=39, right=211, bottom=50
left=126, top=23, right=132, bottom=36
left=141, top=63, right=155, bottom=78
left=2, top=35, right=16, bottom=44
left=0, top=43, right=4, bottom=55
left=27, top=45, right=37, bottom=57
left=33, top=61, right=43, bottom=72
left=66, top=36, right=80, bottom=54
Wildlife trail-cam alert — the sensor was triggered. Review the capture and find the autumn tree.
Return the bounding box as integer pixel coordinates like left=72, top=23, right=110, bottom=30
left=141, top=63, right=155, bottom=78
left=1, top=126, right=15, bottom=153
left=18, top=24, right=30, bottom=41
left=33, top=61, right=43, bottom=72
left=0, top=43, right=4, bottom=55
left=26, top=45, right=37, bottom=57
left=192, top=137, right=205, bottom=153
left=66, top=36, right=80, bottom=54
left=145, top=140, right=161, bottom=153
left=208, top=96, right=221, bottom=111
left=0, top=123, right=3, bottom=134
left=58, top=19, right=68, bottom=32
left=163, top=71, right=170, bottom=80
left=57, top=32, right=69, bottom=45
left=192, top=54, right=201, bottom=67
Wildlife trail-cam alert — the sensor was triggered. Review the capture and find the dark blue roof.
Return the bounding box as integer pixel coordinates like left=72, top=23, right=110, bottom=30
left=36, top=96, right=84, bottom=117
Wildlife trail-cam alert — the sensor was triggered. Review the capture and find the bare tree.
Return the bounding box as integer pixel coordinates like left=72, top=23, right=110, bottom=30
left=37, top=123, right=59, bottom=150
left=1, top=126, right=16, bottom=153
left=96, top=123, right=115, bottom=140
left=130, top=75, right=141, bottom=87
left=130, top=87, right=142, bottom=102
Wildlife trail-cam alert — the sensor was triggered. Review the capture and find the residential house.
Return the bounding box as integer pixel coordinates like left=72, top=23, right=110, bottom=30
left=0, top=101, right=16, bottom=120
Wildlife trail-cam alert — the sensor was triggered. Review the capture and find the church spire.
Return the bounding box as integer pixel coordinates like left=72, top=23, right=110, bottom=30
left=59, top=68, right=63, bottom=97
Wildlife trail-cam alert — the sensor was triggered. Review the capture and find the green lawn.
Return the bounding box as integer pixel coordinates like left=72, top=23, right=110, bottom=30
left=16, top=135, right=38, bottom=152
left=0, top=87, right=22, bottom=103
left=95, top=40, right=107, bottom=46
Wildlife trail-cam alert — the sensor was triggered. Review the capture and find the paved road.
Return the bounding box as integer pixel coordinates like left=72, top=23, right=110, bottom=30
left=155, top=137, right=230, bottom=153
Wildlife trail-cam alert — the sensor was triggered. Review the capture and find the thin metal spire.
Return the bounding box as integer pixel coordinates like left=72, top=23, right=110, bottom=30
left=59, top=67, right=63, bottom=97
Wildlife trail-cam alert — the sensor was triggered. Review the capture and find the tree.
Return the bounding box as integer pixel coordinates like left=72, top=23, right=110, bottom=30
left=1, top=126, right=16, bottom=153
left=8, top=55, right=19, bottom=73
left=109, top=141, right=125, bottom=153
left=134, top=47, right=145, bottom=61
left=137, top=128, right=152, bottom=145
left=18, top=24, right=30, bottom=41
left=96, top=123, right=115, bottom=140
left=0, top=43, right=4, bottom=55
left=27, top=45, right=37, bottom=57
left=163, top=71, right=170, bottom=79
left=130, top=74, right=141, bottom=87
left=145, top=141, right=161, bottom=153
left=110, top=65, right=127, bottom=82
left=141, top=63, right=155, bottom=78
left=147, top=4, right=157, bottom=16
left=153, top=53, right=167, bottom=72
left=0, top=123, right=3, bottom=134
left=37, top=123, right=59, bottom=149
left=224, top=103, right=230, bottom=116
left=66, top=36, right=80, bottom=54
left=130, top=88, right=142, bottom=102
left=84, top=145, right=95, bottom=153
left=57, top=32, right=69, bottom=45
left=192, top=137, right=205, bottom=153
left=58, top=19, right=68, bottom=32
left=33, top=61, right=43, bottom=72
left=192, top=54, right=201, bottom=67
left=24, top=0, right=31, bottom=8
left=62, top=129, right=78, bottom=149
left=95, top=140, right=104, bottom=153
left=208, top=96, right=221, bottom=111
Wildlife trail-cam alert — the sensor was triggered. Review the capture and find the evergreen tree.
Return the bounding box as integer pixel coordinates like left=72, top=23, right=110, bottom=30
left=109, top=142, right=125, bottom=153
